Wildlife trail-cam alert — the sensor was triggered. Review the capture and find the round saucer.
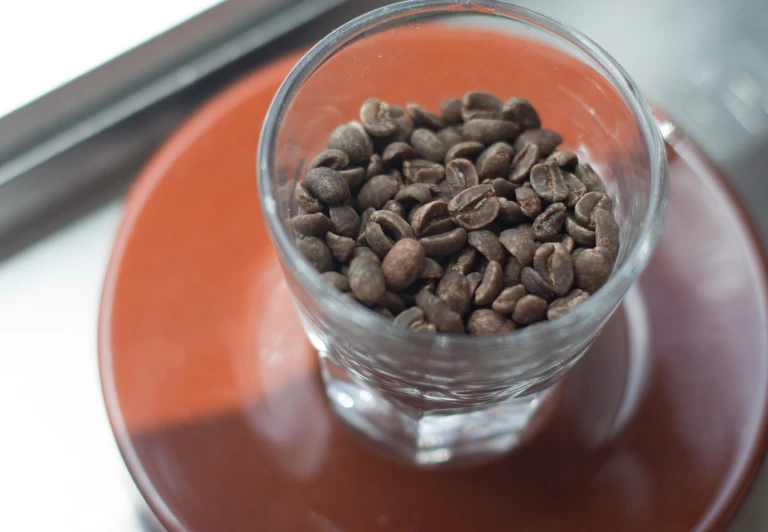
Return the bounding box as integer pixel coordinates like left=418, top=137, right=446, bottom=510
left=99, top=53, right=768, bottom=531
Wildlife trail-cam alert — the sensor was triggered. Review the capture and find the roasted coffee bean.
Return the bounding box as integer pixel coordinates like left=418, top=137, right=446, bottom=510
left=492, top=284, right=527, bottom=314
left=499, top=228, right=536, bottom=266
left=393, top=306, right=428, bottom=329
left=350, top=246, right=380, bottom=266
left=395, top=183, right=433, bottom=206
left=382, top=142, right=418, bottom=168
left=366, top=221, right=395, bottom=257
left=420, top=257, right=445, bottom=279
left=474, top=256, right=488, bottom=275
left=474, top=260, right=504, bottom=305
left=467, top=309, right=517, bottom=335
left=513, top=129, right=562, bottom=156
left=370, top=209, right=414, bottom=240
left=419, top=227, right=467, bottom=257
left=508, top=142, right=539, bottom=182
left=476, top=142, right=513, bottom=179
left=360, top=98, right=396, bottom=137
left=381, top=238, right=425, bottom=291
left=357, top=174, right=399, bottom=210
left=415, top=290, right=465, bottom=334
left=501, top=97, right=541, bottom=130
left=367, top=154, right=384, bottom=178
left=295, top=182, right=324, bottom=214
left=594, top=208, right=620, bottom=262
left=321, top=272, right=351, bottom=295
left=466, top=271, right=484, bottom=299
left=497, top=198, right=526, bottom=224
left=555, top=234, right=575, bottom=254
left=436, top=271, right=471, bottom=316
left=406, top=103, right=444, bottom=129
left=410, top=200, right=453, bottom=237
left=444, top=141, right=485, bottom=164
left=563, top=171, right=587, bottom=208
left=449, top=247, right=477, bottom=275
left=462, top=119, right=520, bottom=145
left=448, top=184, right=500, bottom=230
left=534, top=243, right=574, bottom=297
left=357, top=207, right=376, bottom=244
left=411, top=128, right=447, bottom=162
left=462, top=90, right=503, bottom=121
left=574, top=163, right=607, bottom=193
left=297, top=236, right=334, bottom=273
left=530, top=161, right=568, bottom=203
left=512, top=294, right=547, bottom=325
left=338, top=167, right=366, bottom=191
left=387, top=105, right=415, bottom=143
left=440, top=98, right=464, bottom=125
left=383, top=199, right=406, bottom=218
left=490, top=177, right=518, bottom=199
left=328, top=205, right=359, bottom=238
left=573, top=247, right=612, bottom=293
left=467, top=230, right=506, bottom=263
left=305, top=167, right=351, bottom=206
left=521, top=266, right=554, bottom=300
left=377, top=291, right=407, bottom=316
left=436, top=127, right=464, bottom=150
left=515, top=187, right=543, bottom=218
left=533, top=203, right=567, bottom=241
left=547, top=289, right=589, bottom=320
left=445, top=158, right=480, bottom=197
left=348, top=256, right=386, bottom=304
left=309, top=149, right=350, bottom=170
left=565, top=214, right=596, bottom=246
left=546, top=150, right=578, bottom=169
left=516, top=223, right=536, bottom=241
left=328, top=121, right=373, bottom=164
left=325, top=232, right=356, bottom=263
left=503, top=257, right=522, bottom=285
left=575, top=192, right=613, bottom=229
left=403, top=159, right=445, bottom=183
left=290, top=212, right=333, bottom=236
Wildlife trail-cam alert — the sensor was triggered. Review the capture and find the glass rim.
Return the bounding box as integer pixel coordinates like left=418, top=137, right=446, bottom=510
left=257, top=0, right=668, bottom=352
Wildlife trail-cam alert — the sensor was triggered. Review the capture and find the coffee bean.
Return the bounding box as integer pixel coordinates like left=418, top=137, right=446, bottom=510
left=420, top=257, right=445, bottom=279
left=573, top=247, right=612, bottom=293
left=440, top=98, right=464, bottom=125
left=436, top=271, right=471, bottom=316
left=503, top=257, right=522, bottom=285
left=395, top=183, right=433, bottom=206
left=357, top=174, right=399, bottom=210
left=563, top=171, right=587, bottom=207
left=462, top=90, right=503, bottom=121
left=449, top=247, right=477, bottom=275
left=444, top=141, right=485, bottom=164
left=594, top=208, right=620, bottom=262
left=512, top=294, right=547, bottom=325
left=497, top=198, right=526, bottom=224
left=415, top=290, right=465, bottom=334
left=348, top=256, right=386, bottom=304
left=360, top=98, right=396, bottom=137
left=381, top=238, right=425, bottom=291
left=325, top=232, right=356, bottom=263
left=516, top=223, right=536, bottom=241
left=575, top=191, right=613, bottom=229
left=393, top=306, right=429, bottom=329
left=467, top=230, right=506, bottom=263
left=515, top=187, right=543, bottom=218
left=366, top=221, right=394, bottom=257
left=373, top=306, right=395, bottom=320
left=499, top=228, right=536, bottom=266
left=419, top=227, right=467, bottom=257
left=387, top=105, right=415, bottom=143
left=406, top=103, right=444, bottom=129
left=309, top=149, right=350, bottom=170
left=290, top=212, right=333, bottom=236
left=295, top=182, right=324, bottom=214
left=531, top=161, right=568, bottom=203
left=474, top=256, right=488, bottom=275
left=448, top=184, right=500, bottom=230
left=383, top=199, right=406, bottom=218
left=476, top=142, right=513, bottom=179
left=338, top=167, right=366, bottom=191
left=305, top=167, right=351, bottom=206
left=370, top=209, right=414, bottom=240
left=474, top=261, right=504, bottom=306
left=574, top=163, right=607, bottom=193
left=492, top=284, right=527, bottom=314
left=521, top=266, right=554, bottom=300
left=547, top=289, right=589, bottom=320
left=462, top=119, right=520, bottom=145
left=490, top=177, right=518, bottom=199
left=328, top=121, right=373, bottom=164
left=351, top=246, right=381, bottom=266
left=546, top=150, right=578, bottom=169
left=556, top=234, right=575, bottom=253
left=321, top=271, right=350, bottom=292
left=534, top=243, right=574, bottom=297
left=411, top=128, right=447, bottom=162
left=297, top=236, right=334, bottom=273
left=466, top=271, right=484, bottom=299
left=378, top=291, right=407, bottom=316
left=403, top=159, right=445, bottom=184
left=328, top=205, right=359, bottom=238
left=436, top=127, right=464, bottom=150
left=382, top=142, right=418, bottom=168
left=467, top=309, right=517, bottom=335
left=508, top=142, right=539, bottom=182
left=501, top=97, right=541, bottom=130
left=565, top=214, right=596, bottom=246
left=533, top=203, right=567, bottom=241
left=357, top=207, right=376, bottom=244
left=367, top=154, right=384, bottom=179
left=410, top=200, right=454, bottom=237
left=513, top=129, right=562, bottom=156
left=445, top=158, right=480, bottom=197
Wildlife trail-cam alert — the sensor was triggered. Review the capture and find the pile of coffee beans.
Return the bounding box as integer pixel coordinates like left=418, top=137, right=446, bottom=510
left=290, top=91, right=619, bottom=335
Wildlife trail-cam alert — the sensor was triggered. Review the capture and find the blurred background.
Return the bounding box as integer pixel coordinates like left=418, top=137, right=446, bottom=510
left=1, top=0, right=767, bottom=530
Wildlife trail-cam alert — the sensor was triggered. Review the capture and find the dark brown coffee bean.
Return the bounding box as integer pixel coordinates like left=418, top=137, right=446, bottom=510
left=338, top=167, right=366, bottom=191
left=370, top=210, right=414, bottom=240
left=444, top=141, right=484, bottom=164
left=467, top=230, right=506, bottom=263
left=515, top=187, right=543, bottom=218
left=406, top=103, right=444, bottom=129
left=503, top=257, right=522, bottom=285
left=445, top=158, right=480, bottom=197
left=378, top=291, right=407, bottom=316
left=348, top=256, right=386, bottom=304
left=410, top=200, right=453, bottom=237
left=305, top=167, right=351, bottom=206
left=297, top=236, right=334, bottom=273
left=508, top=142, right=539, bottom=182
left=490, top=177, right=518, bottom=199
left=556, top=234, right=575, bottom=254
left=594, top=209, right=620, bottom=262
left=357, top=174, right=399, bottom=210
left=393, top=306, right=428, bottom=329
left=290, top=213, right=333, bottom=236
left=327, top=205, right=359, bottom=238
left=381, top=238, right=424, bottom=291
left=530, top=161, right=568, bottom=203
left=448, top=184, right=500, bottom=230
left=512, top=294, right=547, bottom=325
left=575, top=191, right=613, bottom=229
left=294, top=182, right=324, bottom=214
left=476, top=142, right=512, bottom=179
left=513, top=129, right=562, bottom=156
left=403, top=159, right=445, bottom=184
left=492, top=284, right=527, bottom=315
left=546, top=150, right=578, bottom=169
left=449, top=247, right=477, bottom=275
left=474, top=260, right=504, bottom=305
left=462, top=91, right=503, bottom=121
left=436, top=271, right=471, bottom=316
left=325, top=232, right=356, bottom=263
left=351, top=246, right=380, bottom=266
left=321, top=271, right=351, bottom=292
left=360, top=98, right=396, bottom=137
left=496, top=198, right=526, bottom=225
left=462, top=119, right=520, bottom=145
left=382, top=142, right=418, bottom=168
left=367, top=154, right=384, bottom=179
left=574, top=163, right=607, bottom=193
left=356, top=207, right=376, bottom=244
left=474, top=256, right=488, bottom=275
left=419, top=227, right=467, bottom=257
left=533, top=203, right=567, bottom=241
left=309, top=149, right=350, bottom=170
left=415, top=290, right=465, bottom=334
left=411, top=128, right=447, bottom=162
left=383, top=200, right=406, bottom=218
left=436, top=127, right=464, bottom=150
left=501, top=97, right=541, bottom=130
left=440, top=98, right=464, bottom=125
left=467, top=309, right=517, bottom=335
left=499, top=228, right=536, bottom=266
left=547, top=289, right=589, bottom=320
left=387, top=105, right=415, bottom=143
left=573, top=247, right=612, bottom=293
left=534, top=243, right=574, bottom=297
left=565, top=214, right=596, bottom=246
left=328, top=121, right=373, bottom=164
left=521, top=266, right=554, bottom=300
left=420, top=257, right=444, bottom=279
left=563, top=171, right=587, bottom=208
left=466, top=271, right=484, bottom=299
left=366, top=222, right=394, bottom=257
left=395, top=183, right=433, bottom=206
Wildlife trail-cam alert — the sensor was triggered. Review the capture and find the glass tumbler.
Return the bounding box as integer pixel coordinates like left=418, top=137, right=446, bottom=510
left=258, top=0, right=667, bottom=467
